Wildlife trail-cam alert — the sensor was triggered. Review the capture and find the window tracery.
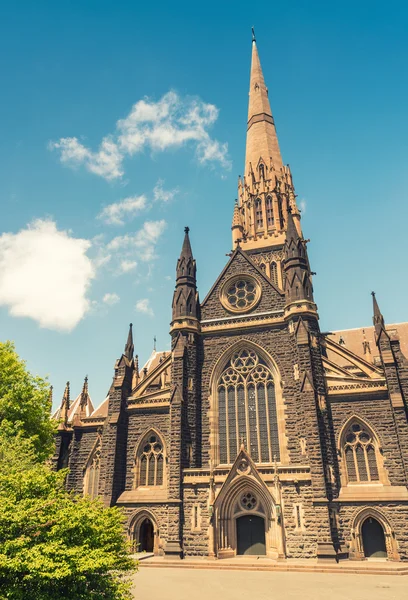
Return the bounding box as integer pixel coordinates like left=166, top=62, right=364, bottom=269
left=218, top=349, right=280, bottom=464
left=342, top=422, right=380, bottom=483
left=136, top=433, right=165, bottom=487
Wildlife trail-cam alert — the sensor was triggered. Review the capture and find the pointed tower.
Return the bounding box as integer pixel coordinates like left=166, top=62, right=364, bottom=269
left=124, top=323, right=134, bottom=360
left=282, top=208, right=316, bottom=317
left=170, top=227, right=200, bottom=334
left=372, top=292, right=386, bottom=340
left=79, top=376, right=91, bottom=420
left=61, top=381, right=70, bottom=426
left=234, top=30, right=301, bottom=260
left=245, top=27, right=283, bottom=181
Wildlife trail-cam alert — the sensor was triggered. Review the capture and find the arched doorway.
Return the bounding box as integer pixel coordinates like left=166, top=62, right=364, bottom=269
left=236, top=515, right=266, bottom=556
left=362, top=517, right=387, bottom=559
left=139, top=518, right=154, bottom=552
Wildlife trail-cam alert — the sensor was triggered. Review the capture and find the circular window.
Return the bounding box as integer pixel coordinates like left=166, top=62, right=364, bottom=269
left=221, top=275, right=261, bottom=313
left=241, top=492, right=257, bottom=511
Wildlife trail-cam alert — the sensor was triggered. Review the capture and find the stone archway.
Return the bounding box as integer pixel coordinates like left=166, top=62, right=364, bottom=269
left=361, top=517, right=387, bottom=559
left=349, top=507, right=399, bottom=561
left=128, top=510, right=161, bottom=555
left=139, top=518, right=154, bottom=553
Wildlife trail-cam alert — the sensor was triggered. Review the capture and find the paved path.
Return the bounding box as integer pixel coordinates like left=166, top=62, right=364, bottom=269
left=131, top=566, right=407, bottom=600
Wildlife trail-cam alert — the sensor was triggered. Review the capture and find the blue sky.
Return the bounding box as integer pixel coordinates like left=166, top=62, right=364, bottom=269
left=0, top=0, right=407, bottom=410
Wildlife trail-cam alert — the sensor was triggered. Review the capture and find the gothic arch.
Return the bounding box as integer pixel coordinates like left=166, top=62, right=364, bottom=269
left=133, top=428, right=167, bottom=489
left=337, top=415, right=388, bottom=487
left=208, top=339, right=288, bottom=466
left=83, top=436, right=101, bottom=498
left=349, top=506, right=399, bottom=561
left=128, top=508, right=162, bottom=555
left=336, top=414, right=382, bottom=451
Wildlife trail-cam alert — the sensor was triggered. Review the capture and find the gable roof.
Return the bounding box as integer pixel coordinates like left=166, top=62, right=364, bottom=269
left=201, top=246, right=284, bottom=308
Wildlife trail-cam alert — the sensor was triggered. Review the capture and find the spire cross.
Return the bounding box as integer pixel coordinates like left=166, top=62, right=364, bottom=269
left=184, top=226, right=190, bottom=234
left=252, top=26, right=256, bottom=42
left=154, top=335, right=157, bottom=351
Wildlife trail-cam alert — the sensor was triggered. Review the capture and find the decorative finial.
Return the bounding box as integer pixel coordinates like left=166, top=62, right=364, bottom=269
left=371, top=291, right=375, bottom=298
left=184, top=226, right=190, bottom=234
left=153, top=335, right=157, bottom=352
left=252, top=26, right=256, bottom=42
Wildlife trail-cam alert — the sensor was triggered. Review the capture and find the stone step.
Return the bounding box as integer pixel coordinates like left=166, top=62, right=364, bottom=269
left=139, top=559, right=408, bottom=576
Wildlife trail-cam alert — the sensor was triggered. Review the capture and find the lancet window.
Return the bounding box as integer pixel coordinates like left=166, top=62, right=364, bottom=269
left=84, top=444, right=100, bottom=498
left=136, top=433, right=165, bottom=488
left=266, top=196, right=274, bottom=228
left=278, top=196, right=284, bottom=229
left=255, top=199, right=264, bottom=230
left=270, top=262, right=278, bottom=286
left=343, top=422, right=380, bottom=484
left=218, top=349, right=280, bottom=465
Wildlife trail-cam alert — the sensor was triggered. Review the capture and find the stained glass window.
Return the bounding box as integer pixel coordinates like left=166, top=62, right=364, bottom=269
left=217, top=349, right=280, bottom=464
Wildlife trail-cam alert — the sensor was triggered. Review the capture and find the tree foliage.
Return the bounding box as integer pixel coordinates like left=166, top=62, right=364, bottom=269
left=0, top=341, right=55, bottom=460
left=0, top=435, right=135, bottom=600
left=0, top=342, right=135, bottom=599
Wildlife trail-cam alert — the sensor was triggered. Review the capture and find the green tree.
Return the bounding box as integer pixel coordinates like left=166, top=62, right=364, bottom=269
left=0, top=434, right=135, bottom=600
left=0, top=341, right=55, bottom=460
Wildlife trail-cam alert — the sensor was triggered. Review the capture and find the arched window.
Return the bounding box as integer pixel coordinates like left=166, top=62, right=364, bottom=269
left=278, top=196, right=284, bottom=229
left=255, top=199, right=263, bottom=230
left=259, top=163, right=265, bottom=179
left=217, top=349, right=279, bottom=465
left=265, top=196, right=274, bottom=228
left=136, top=432, right=165, bottom=488
left=342, top=421, right=380, bottom=483
left=270, top=261, right=278, bottom=286
left=84, top=444, right=101, bottom=498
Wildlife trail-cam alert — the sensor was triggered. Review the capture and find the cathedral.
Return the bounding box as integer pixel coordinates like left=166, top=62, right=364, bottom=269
left=53, top=34, right=408, bottom=562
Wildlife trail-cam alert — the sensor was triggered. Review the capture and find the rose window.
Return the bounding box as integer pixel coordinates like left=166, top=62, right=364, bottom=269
left=221, top=275, right=261, bottom=313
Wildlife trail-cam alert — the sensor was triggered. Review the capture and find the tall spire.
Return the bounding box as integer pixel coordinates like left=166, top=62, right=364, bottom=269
left=245, top=32, right=283, bottom=181
left=372, top=292, right=385, bottom=338
left=234, top=31, right=300, bottom=254
left=124, top=323, right=134, bottom=360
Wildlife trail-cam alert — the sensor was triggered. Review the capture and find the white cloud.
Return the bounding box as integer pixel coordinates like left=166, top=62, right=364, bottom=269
left=299, top=199, right=307, bottom=214
left=119, top=260, right=137, bottom=273
left=153, top=179, right=178, bottom=203
left=135, top=298, right=154, bottom=317
left=102, top=292, right=120, bottom=305
left=49, top=136, right=123, bottom=181
left=0, top=220, right=94, bottom=331
left=50, top=91, right=231, bottom=180
left=108, top=219, right=167, bottom=263
left=98, top=194, right=147, bottom=225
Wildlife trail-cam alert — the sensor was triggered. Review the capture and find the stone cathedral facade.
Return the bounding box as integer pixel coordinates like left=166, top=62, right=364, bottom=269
left=53, top=36, right=408, bottom=562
